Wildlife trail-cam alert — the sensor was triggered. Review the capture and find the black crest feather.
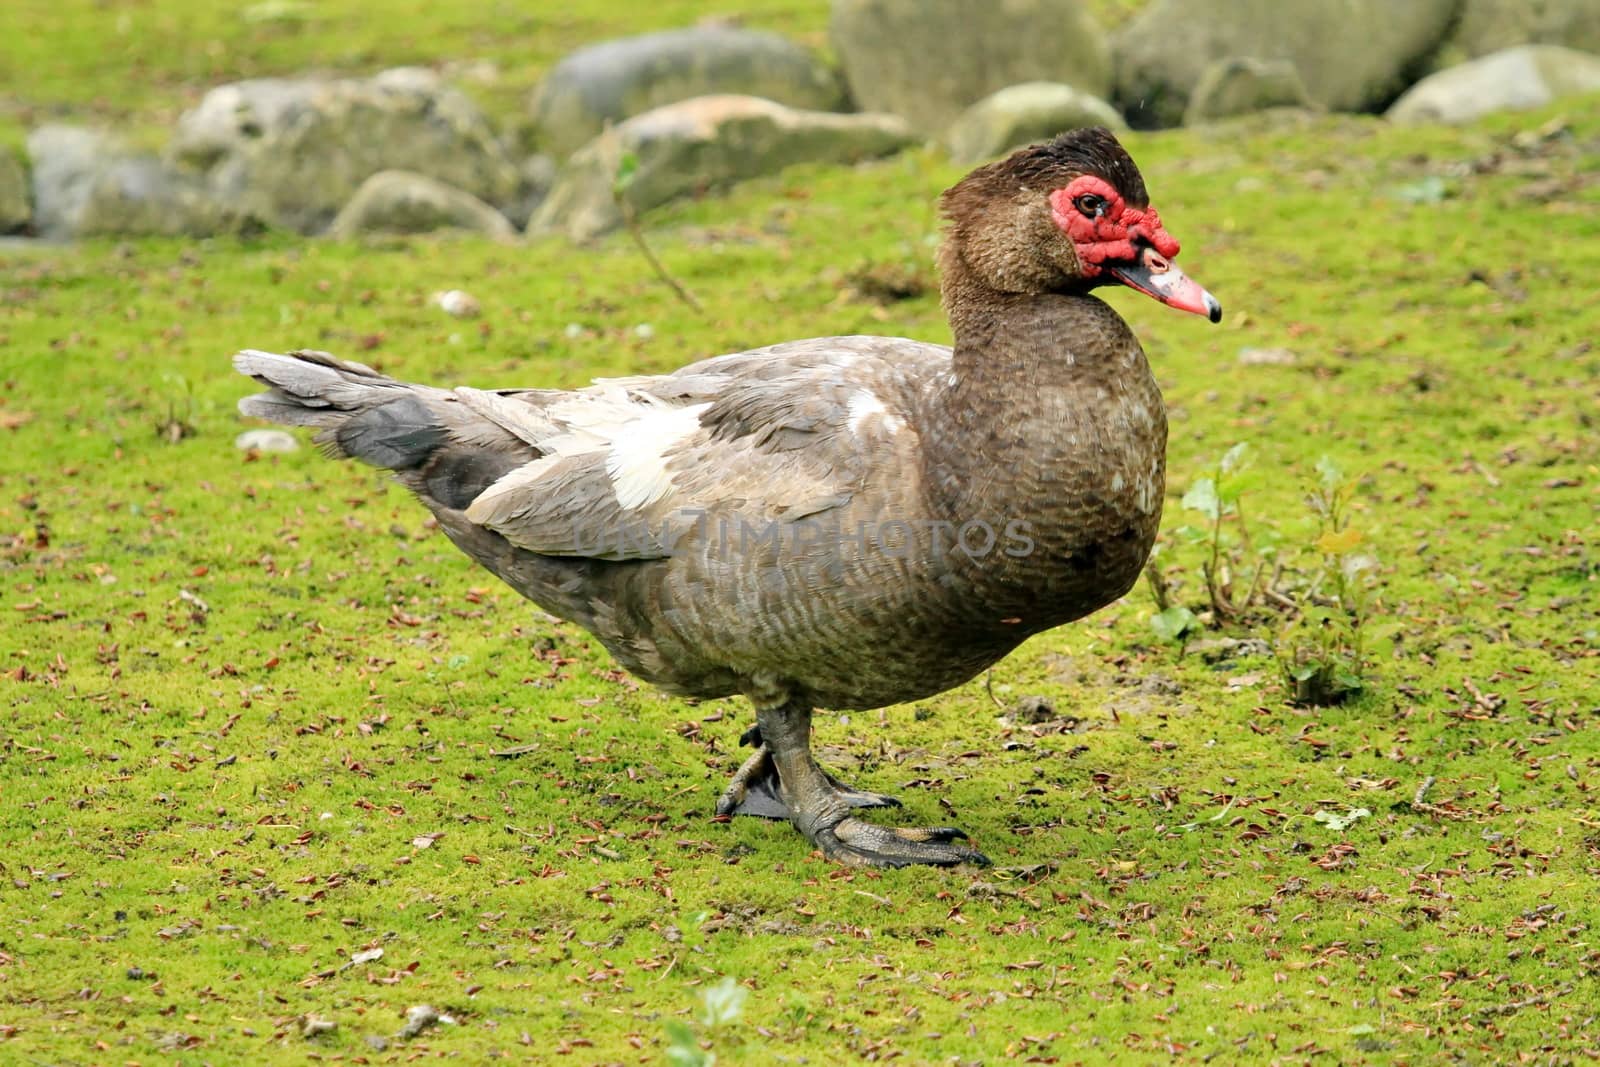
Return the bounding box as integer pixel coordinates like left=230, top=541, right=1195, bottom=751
left=941, top=126, right=1150, bottom=224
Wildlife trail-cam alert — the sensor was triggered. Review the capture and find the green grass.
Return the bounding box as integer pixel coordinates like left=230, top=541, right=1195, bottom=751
left=4, top=4, right=1600, bottom=1063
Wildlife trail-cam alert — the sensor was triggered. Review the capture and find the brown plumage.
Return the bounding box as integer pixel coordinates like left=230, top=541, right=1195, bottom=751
left=234, top=127, right=1219, bottom=867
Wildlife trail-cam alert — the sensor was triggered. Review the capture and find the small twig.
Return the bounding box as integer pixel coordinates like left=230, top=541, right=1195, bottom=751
left=983, top=668, right=1003, bottom=709
left=615, top=193, right=702, bottom=313
left=1410, top=775, right=1477, bottom=821
left=491, top=743, right=541, bottom=758
left=1144, top=560, right=1171, bottom=613
left=1263, top=586, right=1299, bottom=613
left=1476, top=984, right=1571, bottom=1019
left=610, top=782, right=700, bottom=819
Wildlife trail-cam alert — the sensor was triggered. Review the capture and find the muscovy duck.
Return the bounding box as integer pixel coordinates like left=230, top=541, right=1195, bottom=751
left=234, top=126, right=1219, bottom=867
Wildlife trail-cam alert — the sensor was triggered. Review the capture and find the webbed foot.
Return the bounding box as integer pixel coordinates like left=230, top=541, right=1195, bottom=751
left=810, top=816, right=990, bottom=868
left=725, top=703, right=989, bottom=869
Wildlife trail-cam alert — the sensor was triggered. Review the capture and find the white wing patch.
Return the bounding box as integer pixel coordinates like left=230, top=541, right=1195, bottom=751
left=604, top=402, right=709, bottom=509
left=846, top=389, right=904, bottom=437
left=465, top=392, right=707, bottom=534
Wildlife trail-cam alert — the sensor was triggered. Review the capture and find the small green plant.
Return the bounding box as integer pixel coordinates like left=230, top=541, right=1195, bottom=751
left=1149, top=441, right=1277, bottom=648
left=1274, top=457, right=1384, bottom=706
left=612, top=148, right=703, bottom=313
left=664, top=976, right=748, bottom=1066
left=157, top=372, right=198, bottom=443
left=1145, top=546, right=1201, bottom=651
left=1177, top=441, right=1267, bottom=621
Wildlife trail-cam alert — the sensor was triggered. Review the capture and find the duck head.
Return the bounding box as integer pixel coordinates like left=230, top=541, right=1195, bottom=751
left=940, top=126, right=1221, bottom=323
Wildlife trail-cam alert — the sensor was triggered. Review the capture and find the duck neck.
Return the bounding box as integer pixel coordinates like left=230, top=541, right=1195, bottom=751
left=922, top=245, right=1162, bottom=526
left=935, top=244, right=1134, bottom=419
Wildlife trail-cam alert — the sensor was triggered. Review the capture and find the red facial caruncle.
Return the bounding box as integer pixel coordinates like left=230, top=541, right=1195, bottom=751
left=1048, top=174, right=1221, bottom=323
left=1048, top=175, right=1178, bottom=275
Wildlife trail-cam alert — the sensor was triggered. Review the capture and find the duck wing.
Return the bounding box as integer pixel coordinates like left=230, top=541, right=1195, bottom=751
left=460, top=335, right=943, bottom=560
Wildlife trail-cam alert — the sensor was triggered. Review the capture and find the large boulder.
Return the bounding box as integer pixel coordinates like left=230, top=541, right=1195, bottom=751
left=329, top=170, right=516, bottom=239
left=830, top=0, right=1111, bottom=136
left=1183, top=58, right=1314, bottom=124
left=28, top=125, right=238, bottom=239
left=0, top=148, right=28, bottom=233
left=171, top=77, right=321, bottom=169
left=530, top=27, right=847, bottom=159
left=1437, top=0, right=1600, bottom=67
left=173, top=69, right=522, bottom=234
left=531, top=95, right=912, bottom=242
left=1387, top=45, right=1600, bottom=124
left=1113, top=0, right=1457, bottom=127
left=945, top=83, right=1125, bottom=165
left=28, top=126, right=113, bottom=238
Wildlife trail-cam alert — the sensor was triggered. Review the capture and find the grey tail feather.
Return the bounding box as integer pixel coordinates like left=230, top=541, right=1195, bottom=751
left=234, top=348, right=449, bottom=471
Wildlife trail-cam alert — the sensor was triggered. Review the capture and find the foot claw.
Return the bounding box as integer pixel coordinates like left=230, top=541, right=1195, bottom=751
left=814, top=816, right=990, bottom=868
left=729, top=702, right=986, bottom=869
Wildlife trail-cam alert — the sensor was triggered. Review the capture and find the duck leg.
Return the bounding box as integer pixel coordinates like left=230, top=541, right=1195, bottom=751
left=733, top=699, right=989, bottom=868
left=715, top=724, right=902, bottom=819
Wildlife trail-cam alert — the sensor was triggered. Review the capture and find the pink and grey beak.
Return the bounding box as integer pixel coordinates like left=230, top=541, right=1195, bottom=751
left=1107, top=246, right=1222, bottom=323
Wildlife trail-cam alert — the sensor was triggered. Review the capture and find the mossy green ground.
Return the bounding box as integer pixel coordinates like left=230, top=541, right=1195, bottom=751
left=3, top=5, right=1600, bottom=1064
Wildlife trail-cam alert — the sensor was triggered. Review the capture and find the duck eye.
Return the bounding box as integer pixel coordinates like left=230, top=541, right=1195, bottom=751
left=1074, top=194, right=1106, bottom=217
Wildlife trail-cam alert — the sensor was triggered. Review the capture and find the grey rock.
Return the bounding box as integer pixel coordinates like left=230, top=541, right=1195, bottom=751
left=0, top=148, right=28, bottom=233
left=370, top=65, right=443, bottom=95
left=531, top=27, right=847, bottom=159
left=831, top=0, right=1111, bottom=136
left=1388, top=44, right=1600, bottom=124
left=1004, top=695, right=1056, bottom=725
left=531, top=95, right=913, bottom=242
left=83, top=157, right=243, bottom=237
left=29, top=125, right=237, bottom=239
left=398, top=1004, right=441, bottom=1039
left=174, top=70, right=521, bottom=234
left=945, top=82, right=1125, bottom=165
left=329, top=170, right=516, bottom=239
left=1113, top=0, right=1457, bottom=127
left=1438, top=0, right=1600, bottom=68
left=27, top=126, right=112, bottom=238
left=1183, top=58, right=1314, bottom=125
left=1187, top=636, right=1273, bottom=663
left=504, top=154, right=558, bottom=229
left=171, top=78, right=319, bottom=169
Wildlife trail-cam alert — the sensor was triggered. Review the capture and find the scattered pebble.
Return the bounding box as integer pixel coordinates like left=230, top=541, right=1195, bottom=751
left=1237, top=347, right=1297, bottom=366
left=1004, top=695, right=1056, bottom=724
left=235, top=428, right=299, bottom=453
left=399, top=1004, right=442, bottom=1039
left=432, top=289, right=481, bottom=318
left=633, top=322, right=655, bottom=339
left=1187, top=636, right=1274, bottom=662
left=367, top=1035, right=391, bottom=1052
